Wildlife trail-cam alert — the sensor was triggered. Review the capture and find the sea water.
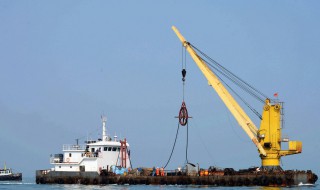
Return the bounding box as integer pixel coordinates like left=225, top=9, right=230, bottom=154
left=0, top=177, right=319, bottom=190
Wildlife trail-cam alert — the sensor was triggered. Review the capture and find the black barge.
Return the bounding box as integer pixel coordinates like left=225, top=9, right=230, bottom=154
left=36, top=168, right=317, bottom=186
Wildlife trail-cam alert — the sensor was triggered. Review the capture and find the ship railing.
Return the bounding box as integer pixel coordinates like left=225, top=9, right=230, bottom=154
left=63, top=144, right=86, bottom=151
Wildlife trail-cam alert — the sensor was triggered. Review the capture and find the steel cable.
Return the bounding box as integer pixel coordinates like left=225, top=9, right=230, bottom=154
left=163, top=122, right=180, bottom=169
left=186, top=43, right=269, bottom=119
left=191, top=44, right=269, bottom=101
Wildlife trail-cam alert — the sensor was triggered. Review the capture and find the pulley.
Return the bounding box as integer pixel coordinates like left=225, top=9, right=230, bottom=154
left=178, top=101, right=189, bottom=126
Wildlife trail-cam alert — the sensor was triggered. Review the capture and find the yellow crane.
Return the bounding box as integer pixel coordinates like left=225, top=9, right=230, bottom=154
left=172, top=26, right=302, bottom=170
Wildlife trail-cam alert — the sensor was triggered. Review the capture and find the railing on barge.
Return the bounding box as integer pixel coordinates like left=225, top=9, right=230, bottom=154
left=62, top=144, right=86, bottom=151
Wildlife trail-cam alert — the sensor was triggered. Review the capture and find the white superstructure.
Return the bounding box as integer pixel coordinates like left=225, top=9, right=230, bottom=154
left=0, top=168, right=13, bottom=176
left=50, top=116, right=131, bottom=173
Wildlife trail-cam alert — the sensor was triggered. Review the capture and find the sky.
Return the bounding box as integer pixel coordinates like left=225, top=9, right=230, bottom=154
left=0, top=1, right=320, bottom=178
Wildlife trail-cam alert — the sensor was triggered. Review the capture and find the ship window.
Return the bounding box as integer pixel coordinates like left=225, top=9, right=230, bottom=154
left=112, top=147, right=116, bottom=151
left=70, top=166, right=72, bottom=168
left=104, top=147, right=108, bottom=151
left=69, top=153, right=72, bottom=157
left=91, top=148, right=95, bottom=152
left=108, top=147, right=112, bottom=151
left=59, top=166, right=61, bottom=168
left=117, top=148, right=120, bottom=151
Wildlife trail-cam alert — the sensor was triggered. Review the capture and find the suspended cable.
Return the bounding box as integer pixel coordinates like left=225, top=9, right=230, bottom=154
left=204, top=58, right=265, bottom=104
left=186, top=122, right=189, bottom=163
left=205, top=60, right=263, bottom=119
left=191, top=43, right=269, bottom=99
left=163, top=122, right=180, bottom=169
left=180, top=43, right=269, bottom=119
left=219, top=74, right=263, bottom=119
left=182, top=47, right=187, bottom=100
left=206, top=58, right=265, bottom=103
left=190, top=43, right=269, bottom=101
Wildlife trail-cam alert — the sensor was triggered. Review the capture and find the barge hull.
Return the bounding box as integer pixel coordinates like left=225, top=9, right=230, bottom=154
left=36, top=170, right=317, bottom=186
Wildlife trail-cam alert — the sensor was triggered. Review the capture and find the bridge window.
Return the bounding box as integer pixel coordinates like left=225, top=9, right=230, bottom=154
left=108, top=147, right=112, bottom=151
left=69, top=153, right=72, bottom=157
left=112, top=147, right=116, bottom=151
left=104, top=147, right=108, bottom=151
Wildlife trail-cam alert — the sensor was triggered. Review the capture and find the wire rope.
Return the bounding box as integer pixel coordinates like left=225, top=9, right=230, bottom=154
left=184, top=43, right=270, bottom=119
left=163, top=122, right=180, bottom=169
left=186, top=122, right=189, bottom=163
left=191, top=44, right=269, bottom=100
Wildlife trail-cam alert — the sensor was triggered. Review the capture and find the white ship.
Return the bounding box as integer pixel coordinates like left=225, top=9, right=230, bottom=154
left=49, top=116, right=131, bottom=174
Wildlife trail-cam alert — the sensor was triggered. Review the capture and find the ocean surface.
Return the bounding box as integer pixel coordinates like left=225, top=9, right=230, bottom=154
left=0, top=177, right=319, bottom=190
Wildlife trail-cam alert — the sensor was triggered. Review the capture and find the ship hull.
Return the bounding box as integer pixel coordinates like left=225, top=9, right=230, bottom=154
left=0, top=173, right=22, bottom=181
left=36, top=170, right=317, bottom=186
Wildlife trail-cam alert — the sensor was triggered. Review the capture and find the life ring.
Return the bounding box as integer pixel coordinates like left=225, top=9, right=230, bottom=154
left=66, top=158, right=70, bottom=162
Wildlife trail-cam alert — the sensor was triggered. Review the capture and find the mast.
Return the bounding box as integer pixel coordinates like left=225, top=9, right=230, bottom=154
left=101, top=116, right=107, bottom=141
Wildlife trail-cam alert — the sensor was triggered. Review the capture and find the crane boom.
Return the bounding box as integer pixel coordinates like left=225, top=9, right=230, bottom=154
left=172, top=26, right=302, bottom=170
left=172, top=26, right=266, bottom=156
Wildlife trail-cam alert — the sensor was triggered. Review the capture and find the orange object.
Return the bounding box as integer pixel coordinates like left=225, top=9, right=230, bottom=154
left=160, top=168, right=165, bottom=176
left=156, top=168, right=160, bottom=176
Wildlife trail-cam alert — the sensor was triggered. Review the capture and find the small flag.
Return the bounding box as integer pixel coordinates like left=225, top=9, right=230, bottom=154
left=274, top=92, right=278, bottom=98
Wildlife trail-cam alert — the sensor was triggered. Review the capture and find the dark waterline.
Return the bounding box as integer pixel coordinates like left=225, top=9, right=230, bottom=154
left=0, top=177, right=318, bottom=190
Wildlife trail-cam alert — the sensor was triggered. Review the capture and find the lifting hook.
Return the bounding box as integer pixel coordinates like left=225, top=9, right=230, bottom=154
left=182, top=69, right=186, bottom=82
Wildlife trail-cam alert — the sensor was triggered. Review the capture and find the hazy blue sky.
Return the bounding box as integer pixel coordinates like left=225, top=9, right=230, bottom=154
left=1, top=1, right=320, bottom=177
